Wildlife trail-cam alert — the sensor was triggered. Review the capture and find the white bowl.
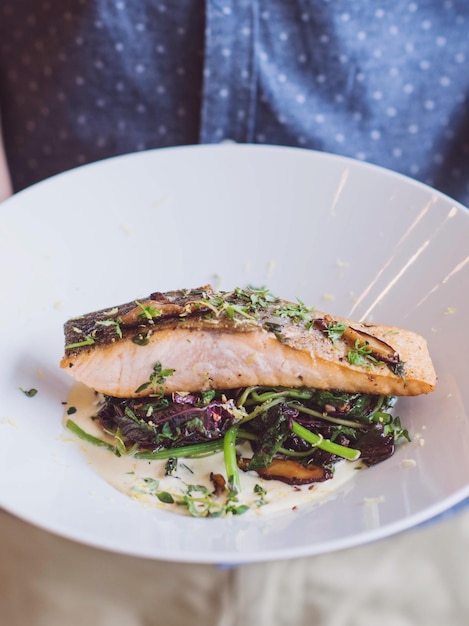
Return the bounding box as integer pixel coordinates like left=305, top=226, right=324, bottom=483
left=0, top=144, right=468, bottom=563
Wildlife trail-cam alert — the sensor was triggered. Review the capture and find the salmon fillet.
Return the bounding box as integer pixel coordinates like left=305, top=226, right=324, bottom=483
left=60, top=286, right=437, bottom=398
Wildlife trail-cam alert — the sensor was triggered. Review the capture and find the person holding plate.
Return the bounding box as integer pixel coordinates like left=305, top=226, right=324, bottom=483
left=1, top=2, right=469, bottom=626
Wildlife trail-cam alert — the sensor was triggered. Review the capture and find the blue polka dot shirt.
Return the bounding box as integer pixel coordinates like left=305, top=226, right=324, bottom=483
left=1, top=0, right=468, bottom=206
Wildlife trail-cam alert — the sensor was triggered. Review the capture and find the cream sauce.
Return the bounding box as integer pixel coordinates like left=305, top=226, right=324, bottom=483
left=64, top=383, right=362, bottom=517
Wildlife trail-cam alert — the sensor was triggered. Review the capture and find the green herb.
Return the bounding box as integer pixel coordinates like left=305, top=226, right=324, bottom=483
left=109, top=427, right=133, bottom=456
left=247, top=405, right=291, bottom=471
left=234, top=286, right=279, bottom=311
left=199, top=390, right=216, bottom=405
left=132, top=331, right=152, bottom=346
left=273, top=299, right=315, bottom=325
left=347, top=339, right=380, bottom=368
left=172, top=484, right=249, bottom=517
left=134, top=361, right=175, bottom=395
left=142, top=477, right=160, bottom=492
left=254, top=483, right=267, bottom=507
left=180, top=462, right=194, bottom=474
left=19, top=387, right=38, bottom=397
left=65, top=334, right=95, bottom=350
left=386, top=416, right=410, bottom=442
left=135, top=300, right=162, bottom=320
left=372, top=412, right=410, bottom=442
left=263, top=321, right=286, bottom=342
left=223, top=303, right=256, bottom=321
left=197, top=287, right=279, bottom=324
left=325, top=321, right=348, bottom=343
left=157, top=491, right=175, bottom=504
left=67, top=406, right=77, bottom=415
left=95, top=317, right=123, bottom=339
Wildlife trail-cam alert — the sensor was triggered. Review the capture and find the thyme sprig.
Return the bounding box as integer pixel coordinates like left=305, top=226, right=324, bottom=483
left=273, top=299, right=315, bottom=326
left=64, top=334, right=95, bottom=350
left=135, top=300, right=162, bottom=320
left=134, top=361, right=175, bottom=395
left=19, top=387, right=38, bottom=397
left=347, top=339, right=381, bottom=368
left=192, top=287, right=280, bottom=324
left=325, top=321, right=348, bottom=343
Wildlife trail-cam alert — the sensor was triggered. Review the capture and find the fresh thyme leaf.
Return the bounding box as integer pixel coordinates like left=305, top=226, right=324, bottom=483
left=228, top=504, right=250, bottom=515
left=132, top=331, right=151, bottom=346
left=95, top=318, right=123, bottom=339
left=19, top=387, right=38, bottom=397
left=347, top=339, right=380, bottom=368
left=156, top=491, right=174, bottom=504
left=199, top=390, right=216, bottom=405
left=187, top=484, right=210, bottom=496
left=65, top=334, right=95, bottom=350
left=134, top=361, right=175, bottom=395
left=254, top=483, right=267, bottom=507
left=134, top=381, right=151, bottom=393
left=383, top=415, right=411, bottom=442
left=135, top=300, right=162, bottom=320
left=262, top=321, right=286, bottom=342
left=142, top=477, right=160, bottom=492
left=234, top=286, right=279, bottom=312
left=325, top=321, right=348, bottom=343
left=273, top=299, right=315, bottom=325
left=180, top=462, right=194, bottom=474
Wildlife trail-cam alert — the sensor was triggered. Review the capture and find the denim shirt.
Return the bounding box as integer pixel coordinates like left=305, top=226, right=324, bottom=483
left=1, top=0, right=468, bottom=206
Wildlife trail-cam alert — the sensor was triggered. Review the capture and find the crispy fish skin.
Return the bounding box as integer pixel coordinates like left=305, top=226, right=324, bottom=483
left=60, top=286, right=437, bottom=398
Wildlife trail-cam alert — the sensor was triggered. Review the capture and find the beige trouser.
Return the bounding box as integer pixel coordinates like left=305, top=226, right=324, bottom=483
left=1, top=507, right=469, bottom=626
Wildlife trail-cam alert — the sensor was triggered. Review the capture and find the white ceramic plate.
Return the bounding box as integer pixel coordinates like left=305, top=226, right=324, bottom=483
left=1, top=144, right=468, bottom=564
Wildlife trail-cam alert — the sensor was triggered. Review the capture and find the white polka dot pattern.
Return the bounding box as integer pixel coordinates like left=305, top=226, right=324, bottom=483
left=0, top=0, right=468, bottom=205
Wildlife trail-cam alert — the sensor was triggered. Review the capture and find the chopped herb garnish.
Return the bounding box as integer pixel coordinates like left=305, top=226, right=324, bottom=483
left=156, top=491, right=175, bottom=504
left=234, top=286, right=279, bottom=311
left=347, top=339, right=380, bottom=368
left=273, top=299, right=315, bottom=325
left=19, top=387, right=38, bottom=397
left=65, top=334, right=95, bottom=350
left=325, top=321, right=348, bottom=343
left=135, top=300, right=162, bottom=320
left=142, top=477, right=160, bottom=492
left=254, top=483, right=267, bottom=507
left=132, top=331, right=152, bottom=346
left=134, top=361, right=175, bottom=395
left=95, top=317, right=123, bottom=339
left=67, top=406, right=77, bottom=415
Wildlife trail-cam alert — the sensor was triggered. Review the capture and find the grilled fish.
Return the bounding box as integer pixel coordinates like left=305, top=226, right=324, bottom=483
left=60, top=286, right=437, bottom=398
